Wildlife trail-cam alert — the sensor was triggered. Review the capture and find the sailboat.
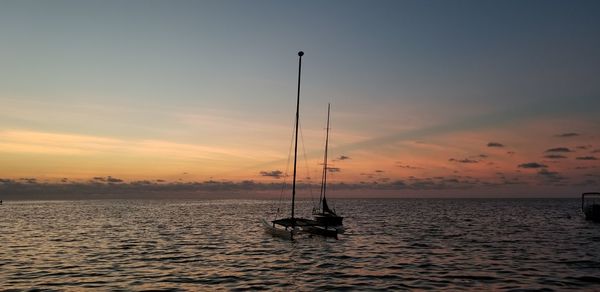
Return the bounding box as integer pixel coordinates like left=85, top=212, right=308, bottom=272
left=261, top=51, right=338, bottom=240
left=313, top=104, right=344, bottom=229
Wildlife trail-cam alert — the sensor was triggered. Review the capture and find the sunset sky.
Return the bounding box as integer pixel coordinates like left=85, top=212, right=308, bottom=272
left=1, top=1, right=599, bottom=197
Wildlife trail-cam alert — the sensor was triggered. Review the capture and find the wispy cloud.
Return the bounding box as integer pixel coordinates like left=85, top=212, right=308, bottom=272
left=106, top=176, right=123, bottom=183
left=329, top=96, right=599, bottom=158
left=518, top=162, right=547, bottom=168
left=575, top=166, right=599, bottom=170
left=487, top=142, right=504, bottom=147
left=449, top=158, right=478, bottom=163
left=544, top=154, right=567, bottom=159
left=576, top=156, right=598, bottom=160
left=0, top=130, right=247, bottom=160
left=545, top=147, right=573, bottom=153
left=395, top=162, right=422, bottom=169
left=335, top=155, right=351, bottom=161
left=537, top=169, right=564, bottom=183
left=555, top=132, right=580, bottom=137
left=19, top=178, right=37, bottom=184
left=259, top=170, right=283, bottom=179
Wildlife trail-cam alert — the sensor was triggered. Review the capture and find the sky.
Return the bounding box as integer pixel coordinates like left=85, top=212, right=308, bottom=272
left=1, top=0, right=599, bottom=197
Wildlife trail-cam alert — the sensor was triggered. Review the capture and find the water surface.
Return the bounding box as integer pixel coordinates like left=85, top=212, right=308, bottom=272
left=1, top=198, right=599, bottom=290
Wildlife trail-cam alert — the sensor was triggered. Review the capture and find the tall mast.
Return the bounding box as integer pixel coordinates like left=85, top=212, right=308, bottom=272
left=291, top=51, right=303, bottom=224
left=319, top=103, right=331, bottom=210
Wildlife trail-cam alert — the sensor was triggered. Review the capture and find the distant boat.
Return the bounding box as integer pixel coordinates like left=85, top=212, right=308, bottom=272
left=262, top=51, right=338, bottom=240
left=582, top=192, right=600, bottom=222
left=313, top=103, right=344, bottom=230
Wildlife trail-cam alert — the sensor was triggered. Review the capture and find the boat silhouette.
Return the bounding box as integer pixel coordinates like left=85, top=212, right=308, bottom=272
left=582, top=192, right=600, bottom=222
left=261, top=51, right=338, bottom=240
left=312, top=103, right=344, bottom=230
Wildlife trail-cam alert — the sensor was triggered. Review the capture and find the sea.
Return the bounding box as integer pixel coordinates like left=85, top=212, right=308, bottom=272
left=1, top=198, right=600, bottom=291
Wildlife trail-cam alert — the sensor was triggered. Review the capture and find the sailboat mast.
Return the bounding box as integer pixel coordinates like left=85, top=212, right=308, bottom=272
left=319, top=103, right=331, bottom=209
left=291, top=51, right=303, bottom=223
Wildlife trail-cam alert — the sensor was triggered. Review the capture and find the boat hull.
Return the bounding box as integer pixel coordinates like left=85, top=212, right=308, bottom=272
left=302, top=226, right=338, bottom=239
left=261, top=219, right=295, bottom=240
left=314, top=214, right=344, bottom=226
left=262, top=218, right=339, bottom=240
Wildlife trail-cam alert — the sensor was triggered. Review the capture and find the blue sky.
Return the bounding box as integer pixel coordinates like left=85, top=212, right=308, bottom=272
left=1, top=0, right=599, bottom=196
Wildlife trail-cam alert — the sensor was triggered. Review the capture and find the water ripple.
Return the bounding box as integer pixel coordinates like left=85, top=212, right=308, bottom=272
left=1, top=198, right=600, bottom=290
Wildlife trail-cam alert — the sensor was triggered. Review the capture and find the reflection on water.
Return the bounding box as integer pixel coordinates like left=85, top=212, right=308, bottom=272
left=1, top=198, right=600, bottom=290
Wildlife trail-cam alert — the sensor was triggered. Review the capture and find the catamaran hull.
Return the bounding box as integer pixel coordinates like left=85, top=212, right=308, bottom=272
left=302, top=226, right=338, bottom=239
left=261, top=219, right=295, bottom=240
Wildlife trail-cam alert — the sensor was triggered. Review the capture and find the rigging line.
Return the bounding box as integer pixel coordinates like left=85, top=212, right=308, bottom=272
left=316, top=133, right=326, bottom=211
left=298, top=120, right=315, bottom=204
left=274, top=115, right=297, bottom=220
left=328, top=164, right=337, bottom=211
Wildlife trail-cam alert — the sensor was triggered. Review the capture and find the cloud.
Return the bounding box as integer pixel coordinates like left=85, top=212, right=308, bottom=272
left=259, top=170, right=283, bottom=179
left=576, top=156, right=598, bottom=160
left=336, top=155, right=351, bottom=161
left=545, top=147, right=573, bottom=153
left=507, top=151, right=516, bottom=156
left=544, top=154, right=567, bottom=159
left=593, top=149, right=600, bottom=153
left=107, top=176, right=123, bottom=183
left=487, top=142, right=504, bottom=147
left=0, top=178, right=310, bottom=199
left=131, top=180, right=153, bottom=185
left=0, top=130, right=248, bottom=164
left=575, top=166, right=599, bottom=170
left=327, top=167, right=341, bottom=173
left=374, top=170, right=384, bottom=173
left=391, top=180, right=406, bottom=187
left=576, top=145, right=592, bottom=150
left=387, top=176, right=484, bottom=190
left=537, top=169, right=565, bottom=183
left=479, top=154, right=489, bottom=158
left=19, top=178, right=37, bottom=184
left=91, top=176, right=123, bottom=183
left=395, top=162, right=422, bottom=169
left=518, top=162, right=547, bottom=168
left=449, top=158, right=478, bottom=163
left=556, top=132, right=579, bottom=137
left=0, top=178, right=16, bottom=184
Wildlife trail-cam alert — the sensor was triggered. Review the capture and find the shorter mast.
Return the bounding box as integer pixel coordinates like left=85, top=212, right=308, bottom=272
left=319, top=103, right=331, bottom=212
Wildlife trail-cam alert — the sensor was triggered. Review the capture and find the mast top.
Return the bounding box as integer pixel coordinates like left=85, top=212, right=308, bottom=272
left=298, top=51, right=304, bottom=56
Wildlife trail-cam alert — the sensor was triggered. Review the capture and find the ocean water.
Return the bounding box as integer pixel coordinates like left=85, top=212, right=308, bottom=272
left=1, top=198, right=600, bottom=291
